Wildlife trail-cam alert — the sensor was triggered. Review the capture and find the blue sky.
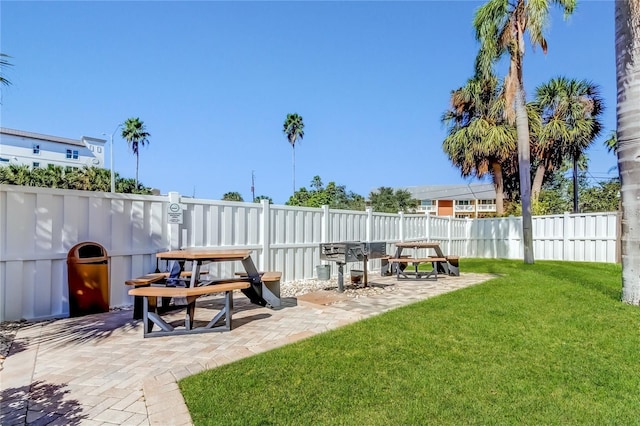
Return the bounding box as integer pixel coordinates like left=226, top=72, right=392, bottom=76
left=1, top=1, right=618, bottom=204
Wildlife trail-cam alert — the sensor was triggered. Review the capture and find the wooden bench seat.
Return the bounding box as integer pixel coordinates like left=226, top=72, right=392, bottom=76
left=125, top=271, right=195, bottom=287
left=233, top=271, right=282, bottom=308
left=128, top=281, right=250, bottom=337
left=386, top=257, right=447, bottom=263
left=125, top=271, right=197, bottom=319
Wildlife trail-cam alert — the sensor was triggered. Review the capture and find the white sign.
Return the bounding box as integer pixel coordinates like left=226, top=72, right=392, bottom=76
left=167, top=202, right=183, bottom=224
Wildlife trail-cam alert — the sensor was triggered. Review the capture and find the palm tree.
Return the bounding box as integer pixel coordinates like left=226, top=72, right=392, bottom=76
left=0, top=53, right=12, bottom=87
left=474, top=0, right=576, bottom=263
left=0, top=164, right=31, bottom=185
left=531, top=77, right=604, bottom=211
left=442, top=75, right=517, bottom=215
left=604, top=130, right=617, bottom=154
left=222, top=192, right=244, bottom=202
left=615, top=0, right=640, bottom=305
left=121, top=117, right=150, bottom=188
left=283, top=113, right=305, bottom=195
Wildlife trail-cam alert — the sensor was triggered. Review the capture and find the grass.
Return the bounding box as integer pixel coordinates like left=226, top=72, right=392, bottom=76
left=179, top=259, right=640, bottom=425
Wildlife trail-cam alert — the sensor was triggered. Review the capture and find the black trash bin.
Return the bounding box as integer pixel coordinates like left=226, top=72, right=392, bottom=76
left=67, top=242, right=110, bottom=317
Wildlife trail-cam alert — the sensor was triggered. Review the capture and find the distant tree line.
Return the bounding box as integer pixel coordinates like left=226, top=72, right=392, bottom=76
left=0, top=164, right=153, bottom=194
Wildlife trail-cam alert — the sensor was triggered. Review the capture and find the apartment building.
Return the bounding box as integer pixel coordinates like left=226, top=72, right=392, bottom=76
left=0, top=127, right=106, bottom=170
left=403, top=183, right=498, bottom=218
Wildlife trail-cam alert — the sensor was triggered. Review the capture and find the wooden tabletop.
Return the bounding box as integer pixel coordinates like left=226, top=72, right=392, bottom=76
left=155, top=249, right=251, bottom=261
left=394, top=241, right=440, bottom=249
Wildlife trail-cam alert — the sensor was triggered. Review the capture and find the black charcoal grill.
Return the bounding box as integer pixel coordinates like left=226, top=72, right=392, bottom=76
left=319, top=241, right=386, bottom=292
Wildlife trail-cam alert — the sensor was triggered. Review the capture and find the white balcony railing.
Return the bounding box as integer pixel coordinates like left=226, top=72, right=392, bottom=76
left=454, top=204, right=474, bottom=212
left=477, top=204, right=497, bottom=212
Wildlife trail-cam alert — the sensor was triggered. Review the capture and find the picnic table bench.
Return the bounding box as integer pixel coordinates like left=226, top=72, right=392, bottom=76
left=385, top=256, right=448, bottom=280
left=128, top=280, right=250, bottom=337
left=384, top=241, right=460, bottom=278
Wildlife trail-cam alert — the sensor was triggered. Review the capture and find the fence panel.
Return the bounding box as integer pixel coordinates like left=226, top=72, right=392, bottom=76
left=0, top=185, right=619, bottom=321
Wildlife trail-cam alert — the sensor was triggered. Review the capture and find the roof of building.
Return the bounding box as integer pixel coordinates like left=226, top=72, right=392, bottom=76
left=0, top=127, right=102, bottom=147
left=402, top=183, right=497, bottom=201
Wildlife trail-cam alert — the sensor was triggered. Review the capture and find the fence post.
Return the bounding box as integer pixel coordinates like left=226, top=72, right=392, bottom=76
left=261, top=199, right=271, bottom=270
left=399, top=212, right=405, bottom=242
left=448, top=216, right=453, bottom=255
left=168, top=192, right=181, bottom=250
left=322, top=205, right=330, bottom=243
left=426, top=213, right=431, bottom=241
left=366, top=206, right=373, bottom=242
left=563, top=212, right=571, bottom=261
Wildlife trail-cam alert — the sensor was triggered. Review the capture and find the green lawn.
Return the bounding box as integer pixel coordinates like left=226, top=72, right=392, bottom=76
left=179, top=259, right=640, bottom=425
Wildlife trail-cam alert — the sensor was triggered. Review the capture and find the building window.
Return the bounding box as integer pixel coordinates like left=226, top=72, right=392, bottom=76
left=33, top=144, right=40, bottom=154
left=479, top=199, right=495, bottom=205
left=0, top=157, right=9, bottom=163
left=66, top=149, right=79, bottom=160
left=33, top=162, right=40, bottom=168
left=456, top=200, right=470, bottom=205
left=421, top=199, right=434, bottom=206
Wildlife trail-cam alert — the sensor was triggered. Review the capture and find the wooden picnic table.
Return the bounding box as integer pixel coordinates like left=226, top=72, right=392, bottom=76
left=387, top=241, right=459, bottom=279
left=127, top=248, right=282, bottom=337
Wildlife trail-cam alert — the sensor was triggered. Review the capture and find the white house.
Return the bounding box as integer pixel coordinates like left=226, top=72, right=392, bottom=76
left=0, top=127, right=106, bottom=169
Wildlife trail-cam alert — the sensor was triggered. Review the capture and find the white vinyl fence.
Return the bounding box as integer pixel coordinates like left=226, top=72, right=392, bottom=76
left=0, top=185, right=619, bottom=321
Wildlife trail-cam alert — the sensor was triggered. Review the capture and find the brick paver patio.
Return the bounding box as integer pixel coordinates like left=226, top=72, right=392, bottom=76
left=0, top=273, right=492, bottom=425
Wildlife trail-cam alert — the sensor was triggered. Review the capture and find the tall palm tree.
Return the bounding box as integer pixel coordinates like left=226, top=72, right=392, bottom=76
left=283, top=113, right=304, bottom=195
left=121, top=117, right=150, bottom=188
left=442, top=75, right=517, bottom=215
left=616, top=0, right=640, bottom=305
left=474, top=0, right=576, bottom=263
left=531, top=77, right=604, bottom=211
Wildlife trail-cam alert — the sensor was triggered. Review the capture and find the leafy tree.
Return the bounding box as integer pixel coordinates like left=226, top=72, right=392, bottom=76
left=442, top=74, right=517, bottom=215
left=580, top=179, right=620, bottom=213
left=286, top=176, right=364, bottom=210
left=222, top=192, right=244, bottom=202
left=615, top=0, right=640, bottom=304
left=474, top=0, right=576, bottom=264
left=121, top=117, right=150, bottom=188
left=283, top=113, right=304, bottom=195
left=254, top=195, right=273, bottom=204
left=368, top=187, right=419, bottom=214
left=530, top=77, right=604, bottom=211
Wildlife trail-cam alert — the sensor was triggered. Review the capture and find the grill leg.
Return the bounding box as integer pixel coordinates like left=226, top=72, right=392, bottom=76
left=337, top=263, right=344, bottom=292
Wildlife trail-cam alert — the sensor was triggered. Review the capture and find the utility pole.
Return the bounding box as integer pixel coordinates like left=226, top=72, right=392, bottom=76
left=251, top=170, right=256, bottom=202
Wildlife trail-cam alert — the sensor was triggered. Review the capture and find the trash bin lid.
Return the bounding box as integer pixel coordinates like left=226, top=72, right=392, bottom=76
left=67, top=242, right=108, bottom=262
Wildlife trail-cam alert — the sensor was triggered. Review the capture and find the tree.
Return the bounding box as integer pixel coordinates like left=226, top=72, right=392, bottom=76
left=368, top=187, right=419, bottom=214
left=254, top=195, right=273, bottom=204
left=474, top=0, right=576, bottom=264
left=615, top=0, right=640, bottom=305
left=121, top=117, right=150, bottom=189
left=442, top=75, right=517, bottom=215
left=286, top=176, right=364, bottom=210
left=0, top=53, right=12, bottom=87
left=604, top=130, right=618, bottom=154
left=531, top=77, right=604, bottom=211
left=222, top=192, right=244, bottom=202
left=0, top=164, right=30, bottom=185
left=283, top=113, right=304, bottom=195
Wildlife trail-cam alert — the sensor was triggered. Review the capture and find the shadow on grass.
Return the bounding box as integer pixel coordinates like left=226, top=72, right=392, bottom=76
left=0, top=380, right=86, bottom=425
